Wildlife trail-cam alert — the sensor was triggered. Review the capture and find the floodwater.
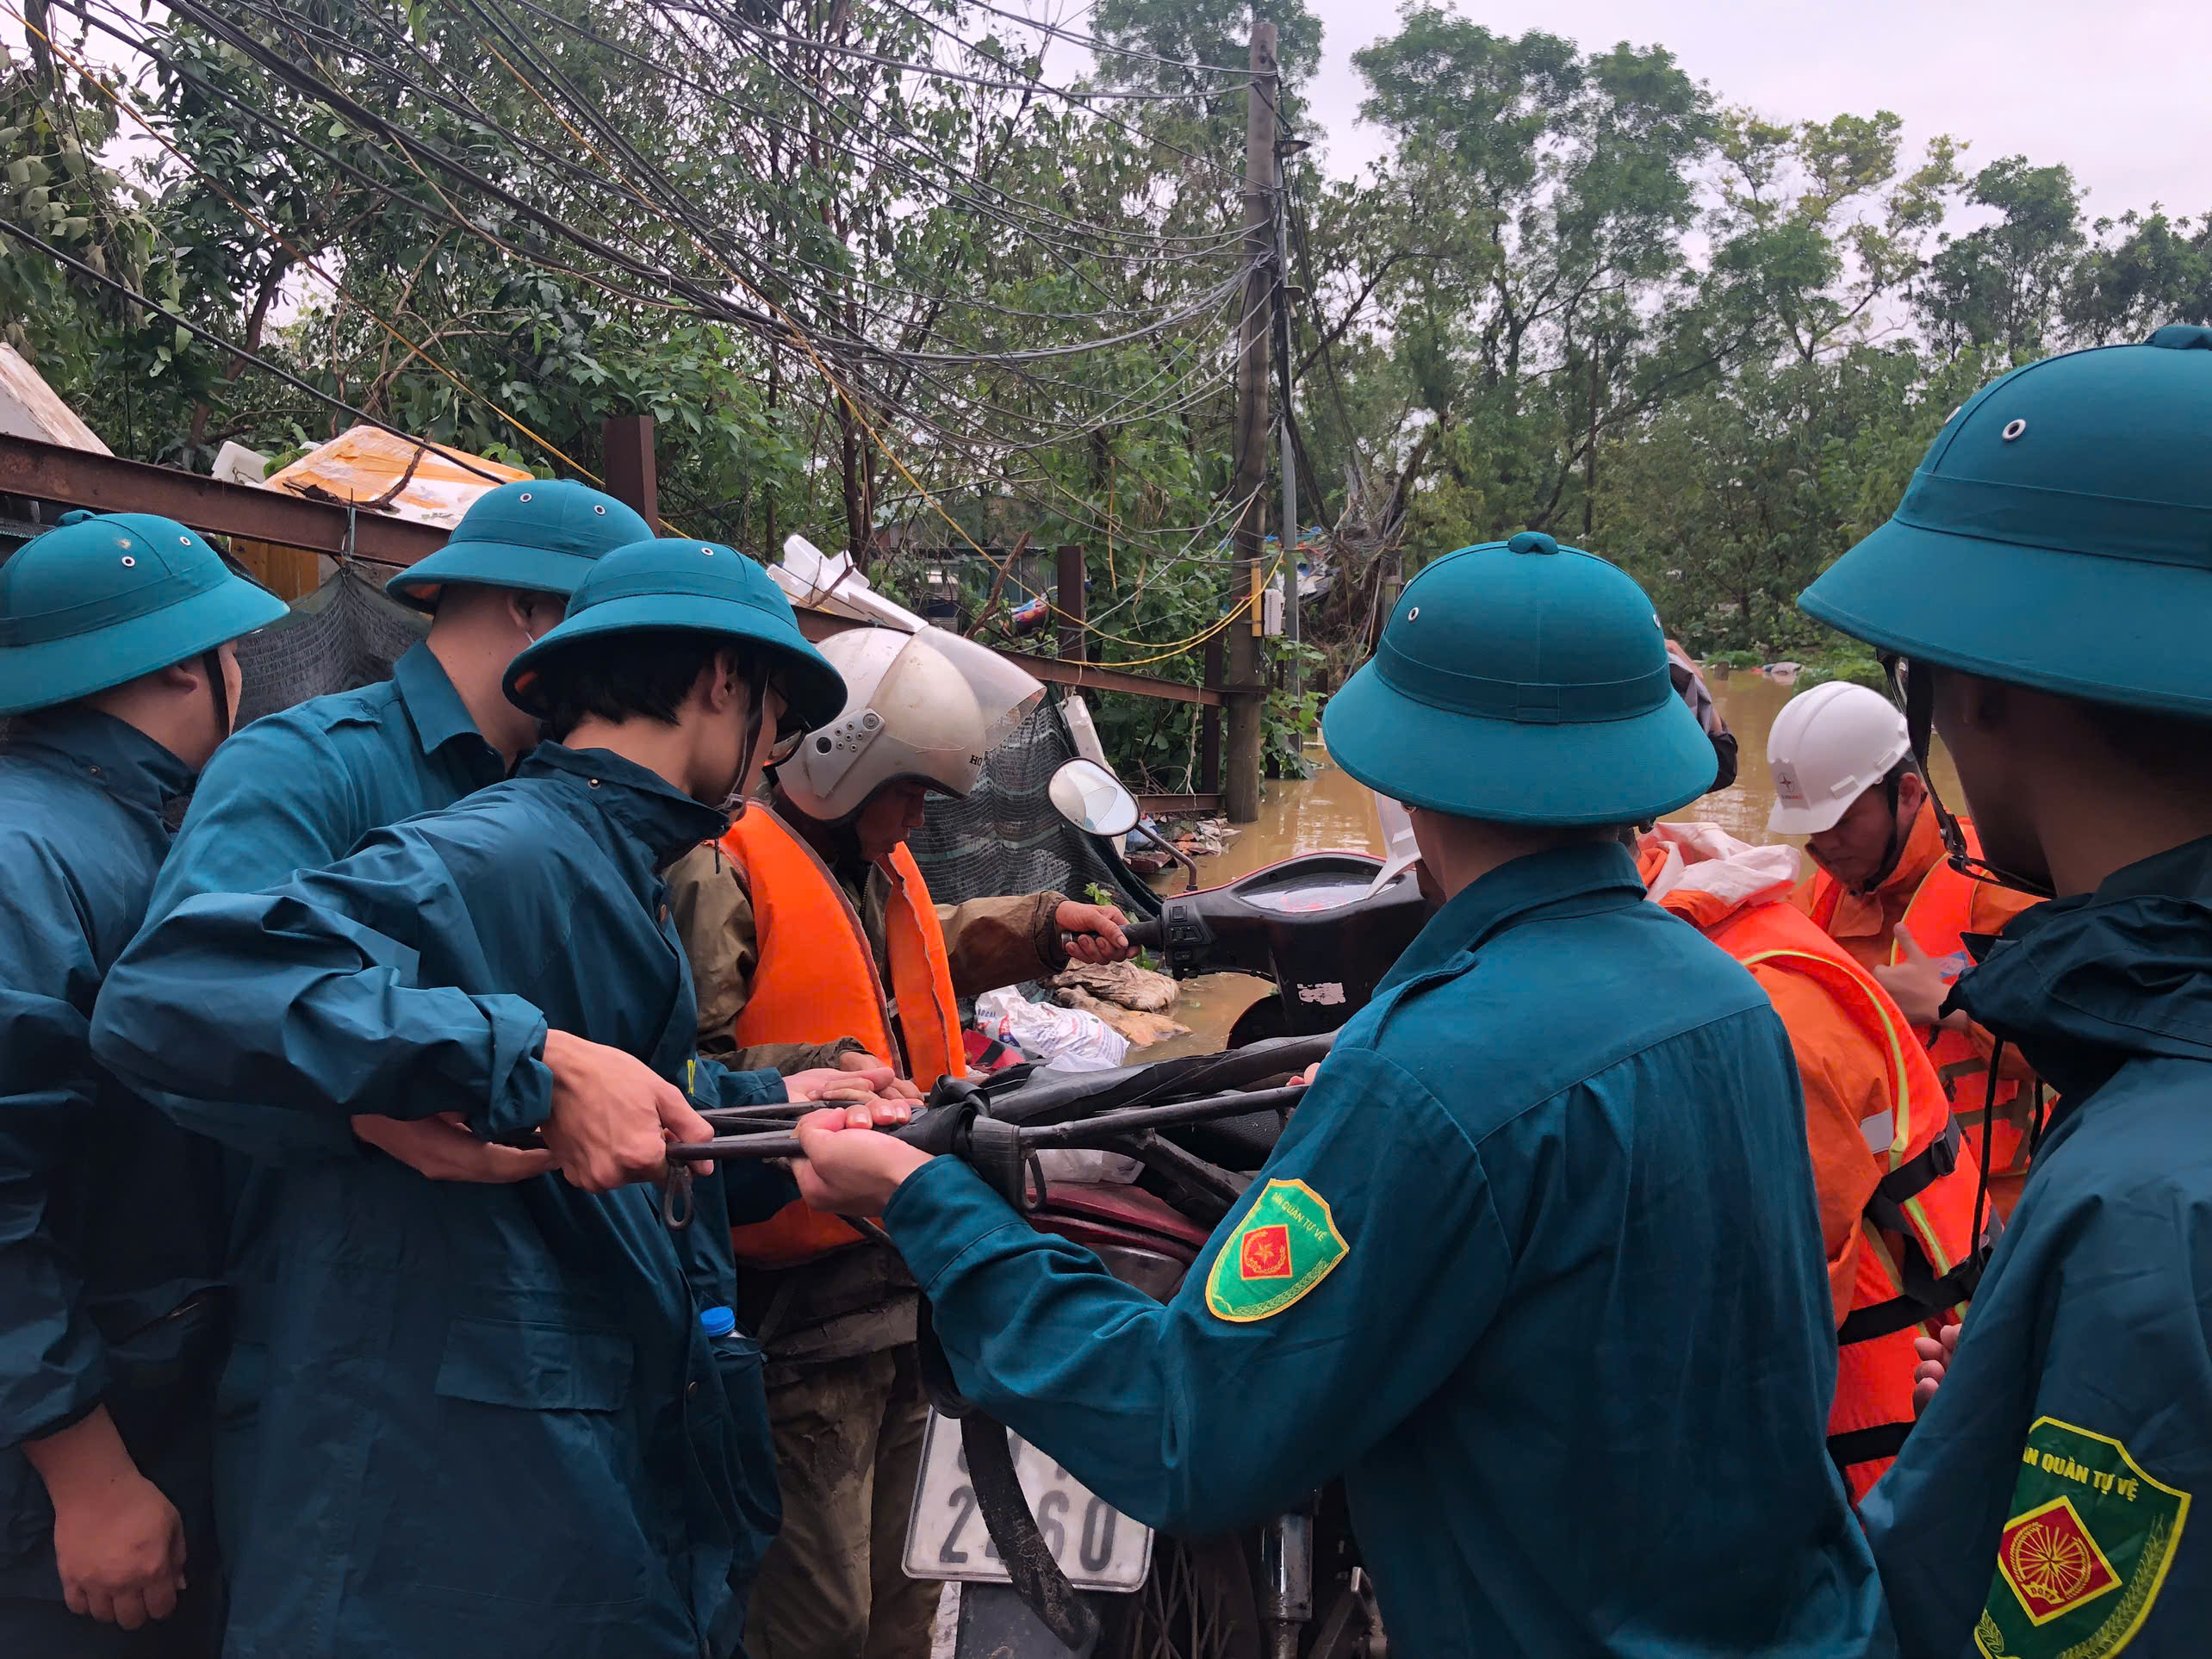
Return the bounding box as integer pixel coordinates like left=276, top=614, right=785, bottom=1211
left=1142, top=668, right=1961, bottom=1055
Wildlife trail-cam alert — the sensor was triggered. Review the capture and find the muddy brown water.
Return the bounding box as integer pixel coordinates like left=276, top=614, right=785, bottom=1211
left=1139, top=669, right=1961, bottom=1057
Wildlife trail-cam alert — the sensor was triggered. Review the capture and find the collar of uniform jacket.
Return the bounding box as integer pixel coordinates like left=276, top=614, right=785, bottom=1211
left=521, top=741, right=731, bottom=869
left=1377, top=839, right=1651, bottom=995
left=5, top=704, right=196, bottom=825
left=391, top=637, right=500, bottom=767
left=1954, top=830, right=2212, bottom=1105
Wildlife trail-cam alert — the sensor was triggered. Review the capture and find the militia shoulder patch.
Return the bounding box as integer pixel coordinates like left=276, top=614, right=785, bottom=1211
left=1975, top=1417, right=2190, bottom=1659
left=1205, top=1179, right=1347, bottom=1323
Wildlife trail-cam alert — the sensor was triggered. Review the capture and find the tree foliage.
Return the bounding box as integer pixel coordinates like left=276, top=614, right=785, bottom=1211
left=1, top=0, right=2205, bottom=775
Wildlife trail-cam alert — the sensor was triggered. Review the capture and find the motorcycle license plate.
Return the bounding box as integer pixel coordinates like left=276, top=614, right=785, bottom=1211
left=903, top=1409, right=1153, bottom=1593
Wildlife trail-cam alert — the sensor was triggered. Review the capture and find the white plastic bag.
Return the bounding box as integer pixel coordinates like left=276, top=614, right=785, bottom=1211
left=972, top=989, right=1140, bottom=1184
left=974, top=988, right=1129, bottom=1072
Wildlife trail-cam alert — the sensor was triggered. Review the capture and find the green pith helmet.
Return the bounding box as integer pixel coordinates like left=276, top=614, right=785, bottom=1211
left=0, top=512, right=289, bottom=716
left=1799, top=325, right=2212, bottom=716
left=504, top=537, right=845, bottom=728
left=1320, top=531, right=1716, bottom=825
left=386, top=481, right=652, bottom=610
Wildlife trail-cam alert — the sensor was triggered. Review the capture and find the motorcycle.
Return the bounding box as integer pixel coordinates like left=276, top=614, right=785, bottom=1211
left=929, top=761, right=1413, bottom=1656
left=1048, top=758, right=1431, bottom=1049
left=686, top=1042, right=1387, bottom=1659
left=680, top=761, right=1420, bottom=1656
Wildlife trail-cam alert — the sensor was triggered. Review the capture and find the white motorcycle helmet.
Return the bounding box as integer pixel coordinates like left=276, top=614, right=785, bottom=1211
left=778, top=625, right=1046, bottom=823
left=1766, top=680, right=1911, bottom=836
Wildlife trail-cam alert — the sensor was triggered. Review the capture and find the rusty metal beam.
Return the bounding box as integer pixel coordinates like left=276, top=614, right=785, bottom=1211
left=1137, top=792, right=1223, bottom=815
left=0, top=433, right=1225, bottom=708
left=0, top=432, right=449, bottom=566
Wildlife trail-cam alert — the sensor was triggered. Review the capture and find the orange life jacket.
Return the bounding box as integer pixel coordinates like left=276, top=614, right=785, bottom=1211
left=1809, top=817, right=2039, bottom=1208
left=716, top=804, right=966, bottom=1268
left=1701, top=898, right=1985, bottom=1501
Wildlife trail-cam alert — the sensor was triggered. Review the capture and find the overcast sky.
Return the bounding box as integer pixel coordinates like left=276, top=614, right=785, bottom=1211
left=1289, top=0, right=2212, bottom=222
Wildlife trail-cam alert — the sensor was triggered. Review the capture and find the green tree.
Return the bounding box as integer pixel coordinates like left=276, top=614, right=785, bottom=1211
left=1917, top=156, right=2085, bottom=358
left=2063, top=208, right=2212, bottom=343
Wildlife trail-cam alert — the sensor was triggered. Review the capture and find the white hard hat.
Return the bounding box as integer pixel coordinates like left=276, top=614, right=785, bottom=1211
left=1766, top=680, right=1911, bottom=836
left=777, top=626, right=1044, bottom=822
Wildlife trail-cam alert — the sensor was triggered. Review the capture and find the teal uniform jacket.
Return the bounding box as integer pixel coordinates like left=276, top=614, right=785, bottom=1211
left=0, top=711, right=226, bottom=1607
left=1861, top=836, right=2212, bottom=1659
left=137, top=640, right=509, bottom=1161
left=90, top=746, right=792, bottom=1658
left=886, top=842, right=1892, bottom=1656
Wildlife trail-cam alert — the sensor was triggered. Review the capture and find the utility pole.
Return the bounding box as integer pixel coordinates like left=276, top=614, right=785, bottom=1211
left=1224, top=18, right=1277, bottom=824
left=1274, top=138, right=1302, bottom=755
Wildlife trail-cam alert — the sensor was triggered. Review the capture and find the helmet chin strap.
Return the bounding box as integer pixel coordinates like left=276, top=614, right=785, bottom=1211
left=1888, top=655, right=2055, bottom=900
left=730, top=661, right=771, bottom=818
left=202, top=648, right=233, bottom=744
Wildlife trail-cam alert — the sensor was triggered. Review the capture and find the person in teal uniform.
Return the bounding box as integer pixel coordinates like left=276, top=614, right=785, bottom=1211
left=138, top=477, right=658, bottom=1176
left=1802, top=325, right=2212, bottom=1659
left=121, top=479, right=771, bottom=1588
left=91, top=537, right=895, bottom=1658
left=0, top=512, right=287, bottom=1655
left=791, top=532, right=1894, bottom=1656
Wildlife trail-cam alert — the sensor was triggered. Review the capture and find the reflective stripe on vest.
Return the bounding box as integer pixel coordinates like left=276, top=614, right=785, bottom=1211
left=718, top=805, right=967, bottom=1268
left=1705, top=902, right=1983, bottom=1501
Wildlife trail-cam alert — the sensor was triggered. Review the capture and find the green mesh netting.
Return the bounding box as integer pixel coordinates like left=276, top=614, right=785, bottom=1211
left=233, top=563, right=427, bottom=727
left=906, top=690, right=1161, bottom=916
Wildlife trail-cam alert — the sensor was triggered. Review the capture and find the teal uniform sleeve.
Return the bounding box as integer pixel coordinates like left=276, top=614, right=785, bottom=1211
left=693, top=1058, right=798, bottom=1225
left=881, top=1046, right=1509, bottom=1537
left=0, top=849, right=109, bottom=1450
left=699, top=1059, right=787, bottom=1111
left=134, top=717, right=395, bottom=1158
left=92, top=830, right=553, bottom=1151
left=1862, top=1146, right=2212, bottom=1658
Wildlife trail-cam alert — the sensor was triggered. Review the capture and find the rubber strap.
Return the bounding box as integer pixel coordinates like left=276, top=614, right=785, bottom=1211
left=1838, top=1250, right=1984, bottom=1345
left=1829, top=1421, right=1913, bottom=1472
left=1864, top=1116, right=1962, bottom=1234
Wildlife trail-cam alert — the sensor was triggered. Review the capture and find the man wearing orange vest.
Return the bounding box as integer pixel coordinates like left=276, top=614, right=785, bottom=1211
left=1773, top=682, right=2046, bottom=1216
left=1637, top=822, right=1985, bottom=1501
left=665, top=625, right=1134, bottom=1659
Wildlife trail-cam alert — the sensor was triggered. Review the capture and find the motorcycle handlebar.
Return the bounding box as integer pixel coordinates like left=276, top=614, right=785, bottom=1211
left=1123, top=915, right=1163, bottom=950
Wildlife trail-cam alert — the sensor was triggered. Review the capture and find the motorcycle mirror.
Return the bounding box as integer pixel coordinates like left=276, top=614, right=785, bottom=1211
left=1048, top=758, right=1140, bottom=837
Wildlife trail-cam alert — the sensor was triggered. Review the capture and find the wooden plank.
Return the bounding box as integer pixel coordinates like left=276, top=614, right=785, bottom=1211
left=1137, top=792, right=1223, bottom=815
left=600, top=414, right=662, bottom=536
left=1056, top=542, right=1085, bottom=664
left=792, top=606, right=1221, bottom=705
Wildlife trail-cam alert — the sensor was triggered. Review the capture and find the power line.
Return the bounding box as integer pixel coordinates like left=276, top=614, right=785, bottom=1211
left=649, top=2, right=1241, bottom=103
left=871, top=0, right=1250, bottom=191
left=5, top=0, right=602, bottom=480
left=948, top=0, right=1251, bottom=78
left=38, top=3, right=1272, bottom=600
left=0, top=214, right=513, bottom=478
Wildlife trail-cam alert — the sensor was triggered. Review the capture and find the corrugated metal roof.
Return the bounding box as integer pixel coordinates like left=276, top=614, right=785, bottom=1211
left=264, top=424, right=529, bottom=529
left=0, top=343, right=111, bottom=454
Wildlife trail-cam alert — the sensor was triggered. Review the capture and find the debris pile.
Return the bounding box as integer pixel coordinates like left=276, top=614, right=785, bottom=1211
left=1122, top=814, right=1238, bottom=874
left=1052, top=960, right=1189, bottom=1047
